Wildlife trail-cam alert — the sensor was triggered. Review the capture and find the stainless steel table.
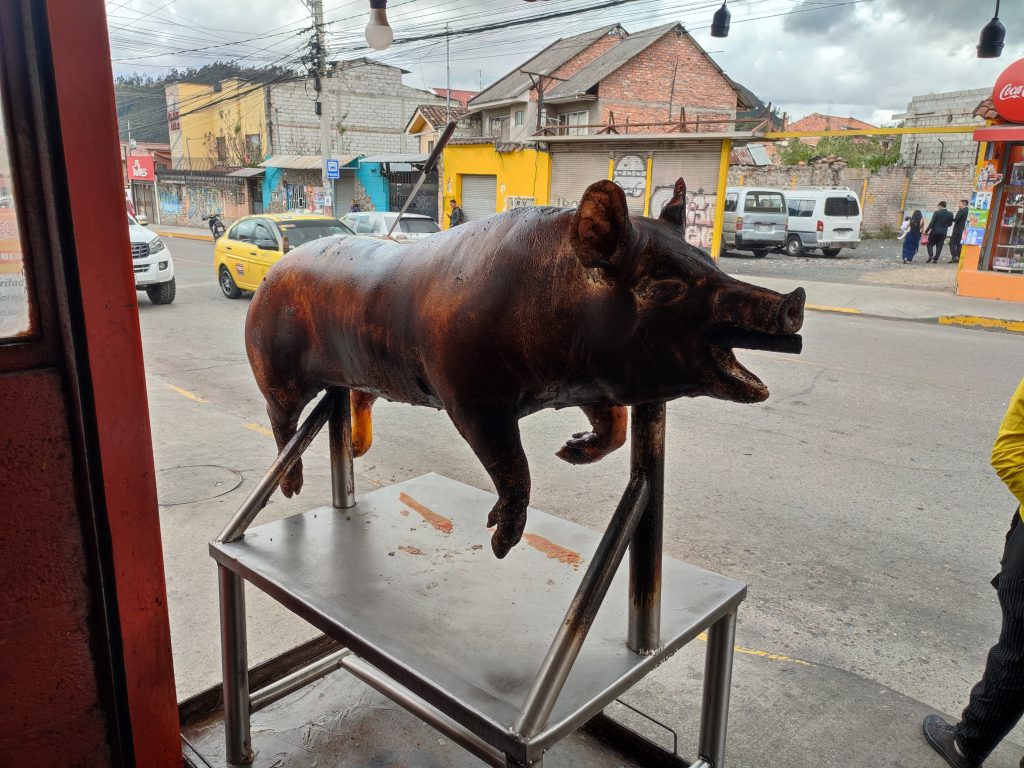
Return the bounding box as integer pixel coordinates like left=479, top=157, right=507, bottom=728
left=211, top=389, right=745, bottom=768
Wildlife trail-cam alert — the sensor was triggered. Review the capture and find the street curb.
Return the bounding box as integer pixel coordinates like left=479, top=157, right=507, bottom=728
left=803, top=304, right=1024, bottom=334
left=155, top=229, right=212, bottom=242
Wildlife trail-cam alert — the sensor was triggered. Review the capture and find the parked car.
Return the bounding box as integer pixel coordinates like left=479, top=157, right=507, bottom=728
left=721, top=187, right=788, bottom=258
left=784, top=187, right=862, bottom=257
left=342, top=212, right=440, bottom=242
left=214, top=213, right=354, bottom=299
left=128, top=213, right=175, bottom=304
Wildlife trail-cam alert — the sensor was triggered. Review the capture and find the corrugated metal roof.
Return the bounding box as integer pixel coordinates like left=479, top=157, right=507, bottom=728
left=546, top=23, right=680, bottom=100
left=226, top=167, right=266, bottom=177
left=359, top=154, right=429, bottom=164
left=259, top=155, right=322, bottom=170
left=469, top=25, right=623, bottom=107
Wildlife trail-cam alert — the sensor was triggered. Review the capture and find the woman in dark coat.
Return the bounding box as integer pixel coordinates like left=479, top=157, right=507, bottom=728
left=902, top=210, right=923, bottom=263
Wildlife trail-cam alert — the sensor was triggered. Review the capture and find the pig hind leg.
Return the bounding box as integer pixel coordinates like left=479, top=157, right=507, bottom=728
left=447, top=402, right=530, bottom=559
left=556, top=404, right=627, bottom=465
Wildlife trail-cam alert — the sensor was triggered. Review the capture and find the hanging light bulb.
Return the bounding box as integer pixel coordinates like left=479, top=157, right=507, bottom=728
left=711, top=1, right=730, bottom=38
left=977, top=0, right=1005, bottom=59
left=365, top=0, right=393, bottom=51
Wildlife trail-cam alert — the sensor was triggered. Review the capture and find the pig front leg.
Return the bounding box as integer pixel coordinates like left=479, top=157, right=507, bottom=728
left=447, top=403, right=530, bottom=559
left=556, top=404, right=627, bottom=465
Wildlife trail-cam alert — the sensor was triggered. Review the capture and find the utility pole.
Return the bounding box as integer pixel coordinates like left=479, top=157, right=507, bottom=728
left=445, top=24, right=451, bottom=122
left=310, top=0, right=332, bottom=214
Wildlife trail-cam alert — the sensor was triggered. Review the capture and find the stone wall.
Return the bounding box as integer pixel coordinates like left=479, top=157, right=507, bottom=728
left=728, top=162, right=976, bottom=234
left=269, top=59, right=443, bottom=158
left=155, top=172, right=249, bottom=227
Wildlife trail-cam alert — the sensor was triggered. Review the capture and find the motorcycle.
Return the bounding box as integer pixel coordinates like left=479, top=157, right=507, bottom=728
left=203, top=213, right=226, bottom=239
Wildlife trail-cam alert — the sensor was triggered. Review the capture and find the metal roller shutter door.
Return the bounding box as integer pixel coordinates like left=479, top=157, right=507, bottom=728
left=649, top=145, right=722, bottom=249
left=550, top=151, right=608, bottom=208
left=611, top=153, right=648, bottom=216
left=460, top=174, right=497, bottom=222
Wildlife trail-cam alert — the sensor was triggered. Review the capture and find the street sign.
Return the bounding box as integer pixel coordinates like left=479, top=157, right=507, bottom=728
left=326, top=159, right=340, bottom=179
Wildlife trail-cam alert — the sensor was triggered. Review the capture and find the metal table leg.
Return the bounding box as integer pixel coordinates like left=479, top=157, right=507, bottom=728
left=328, top=387, right=355, bottom=509
left=698, top=610, right=737, bottom=768
left=219, top=565, right=253, bottom=765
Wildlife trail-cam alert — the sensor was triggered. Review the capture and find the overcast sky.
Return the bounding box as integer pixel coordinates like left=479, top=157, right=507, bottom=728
left=108, top=0, right=1024, bottom=124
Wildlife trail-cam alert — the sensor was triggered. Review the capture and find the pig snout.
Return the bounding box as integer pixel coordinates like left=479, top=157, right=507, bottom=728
left=776, top=288, right=805, bottom=335
left=715, top=279, right=806, bottom=336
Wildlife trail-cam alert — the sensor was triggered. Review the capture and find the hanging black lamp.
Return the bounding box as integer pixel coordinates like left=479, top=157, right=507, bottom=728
left=978, top=0, right=1005, bottom=58
left=711, top=1, right=730, bottom=38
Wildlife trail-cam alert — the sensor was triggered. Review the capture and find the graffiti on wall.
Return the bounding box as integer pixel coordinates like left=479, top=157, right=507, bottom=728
left=612, top=155, right=647, bottom=198
left=650, top=185, right=717, bottom=250
left=158, top=184, right=226, bottom=226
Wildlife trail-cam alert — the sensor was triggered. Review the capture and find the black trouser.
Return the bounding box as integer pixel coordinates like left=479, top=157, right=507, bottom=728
left=950, top=238, right=963, bottom=262
left=956, top=510, right=1024, bottom=763
left=927, top=233, right=947, bottom=262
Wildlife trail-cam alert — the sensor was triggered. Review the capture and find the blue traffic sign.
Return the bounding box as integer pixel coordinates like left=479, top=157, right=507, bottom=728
left=326, top=159, right=340, bottom=179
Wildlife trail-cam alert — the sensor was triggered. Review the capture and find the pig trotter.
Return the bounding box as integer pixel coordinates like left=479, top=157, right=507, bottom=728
left=556, top=403, right=627, bottom=464
left=351, top=391, right=377, bottom=458
left=488, top=498, right=529, bottom=559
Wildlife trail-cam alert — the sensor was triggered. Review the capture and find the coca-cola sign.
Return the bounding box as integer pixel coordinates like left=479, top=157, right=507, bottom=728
left=993, top=58, right=1024, bottom=124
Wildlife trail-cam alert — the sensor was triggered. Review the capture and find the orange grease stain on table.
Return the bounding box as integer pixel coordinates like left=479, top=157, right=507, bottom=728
left=522, top=533, right=582, bottom=570
left=398, top=545, right=424, bottom=556
left=399, top=492, right=453, bottom=534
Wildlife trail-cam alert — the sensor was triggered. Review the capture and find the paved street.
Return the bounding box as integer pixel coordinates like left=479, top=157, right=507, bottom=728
left=148, top=236, right=1024, bottom=767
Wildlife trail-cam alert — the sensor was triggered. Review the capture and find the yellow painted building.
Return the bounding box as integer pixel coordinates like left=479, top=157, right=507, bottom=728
left=165, top=79, right=268, bottom=169
left=441, top=140, right=550, bottom=229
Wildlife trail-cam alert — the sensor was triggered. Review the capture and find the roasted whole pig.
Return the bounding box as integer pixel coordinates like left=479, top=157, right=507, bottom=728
left=246, top=178, right=805, bottom=558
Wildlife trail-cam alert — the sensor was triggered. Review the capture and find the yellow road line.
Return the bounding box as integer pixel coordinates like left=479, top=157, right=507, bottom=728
left=167, top=384, right=207, bottom=403
left=806, top=303, right=862, bottom=315
left=244, top=422, right=274, bottom=437
left=697, top=632, right=815, bottom=667
left=938, top=315, right=1024, bottom=334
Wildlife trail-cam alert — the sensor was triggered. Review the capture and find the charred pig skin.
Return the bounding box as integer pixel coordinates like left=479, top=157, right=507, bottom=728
left=245, top=178, right=805, bottom=558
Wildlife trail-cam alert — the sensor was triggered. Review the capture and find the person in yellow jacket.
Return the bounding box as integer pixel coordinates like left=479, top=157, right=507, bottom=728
left=924, top=377, right=1024, bottom=767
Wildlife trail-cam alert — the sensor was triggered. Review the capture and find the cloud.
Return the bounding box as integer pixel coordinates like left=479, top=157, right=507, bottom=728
left=783, top=0, right=858, bottom=35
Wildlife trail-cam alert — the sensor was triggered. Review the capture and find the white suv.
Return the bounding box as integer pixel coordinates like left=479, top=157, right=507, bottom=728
left=128, top=214, right=176, bottom=304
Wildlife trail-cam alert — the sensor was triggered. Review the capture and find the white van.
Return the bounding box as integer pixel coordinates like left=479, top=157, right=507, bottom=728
left=722, top=187, right=788, bottom=257
left=783, top=187, right=862, bottom=257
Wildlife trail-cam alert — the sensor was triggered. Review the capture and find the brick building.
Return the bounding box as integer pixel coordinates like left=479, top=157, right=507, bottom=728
left=468, top=22, right=754, bottom=141
left=782, top=112, right=877, bottom=145
left=894, top=88, right=987, bottom=166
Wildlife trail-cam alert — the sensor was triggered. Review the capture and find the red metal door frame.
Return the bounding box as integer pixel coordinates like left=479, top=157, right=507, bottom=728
left=42, top=0, right=180, bottom=764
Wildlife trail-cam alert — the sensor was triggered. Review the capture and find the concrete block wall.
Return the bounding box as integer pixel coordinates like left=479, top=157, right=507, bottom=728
left=598, top=29, right=736, bottom=133
left=269, top=60, right=443, bottom=159
left=728, top=162, right=975, bottom=234
left=896, top=88, right=986, bottom=167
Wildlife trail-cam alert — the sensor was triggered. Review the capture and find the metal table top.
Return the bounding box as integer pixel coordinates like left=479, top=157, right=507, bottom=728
left=210, top=473, right=746, bottom=762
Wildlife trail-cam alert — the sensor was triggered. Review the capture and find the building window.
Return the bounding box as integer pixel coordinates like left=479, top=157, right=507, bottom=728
left=427, top=139, right=435, bottom=152
left=489, top=116, right=510, bottom=141
left=215, top=136, right=227, bottom=162
left=245, top=134, right=262, bottom=163
left=557, top=110, right=588, bottom=136
left=514, top=110, right=524, bottom=127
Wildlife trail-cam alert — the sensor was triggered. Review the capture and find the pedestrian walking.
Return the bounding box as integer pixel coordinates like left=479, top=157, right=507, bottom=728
left=950, top=199, right=969, bottom=264
left=902, top=210, right=924, bottom=263
left=923, top=376, right=1024, bottom=768
left=448, top=198, right=465, bottom=228
left=925, top=201, right=956, bottom=263
left=349, top=199, right=361, bottom=213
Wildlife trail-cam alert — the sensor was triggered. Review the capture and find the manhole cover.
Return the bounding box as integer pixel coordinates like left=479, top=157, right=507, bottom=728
left=156, top=464, right=243, bottom=506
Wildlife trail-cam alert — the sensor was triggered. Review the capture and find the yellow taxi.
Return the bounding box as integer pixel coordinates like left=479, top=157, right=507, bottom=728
left=215, top=212, right=354, bottom=298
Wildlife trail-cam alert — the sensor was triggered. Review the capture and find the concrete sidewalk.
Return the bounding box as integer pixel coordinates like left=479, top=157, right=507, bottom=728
left=155, top=224, right=213, bottom=241
left=734, top=274, right=1024, bottom=333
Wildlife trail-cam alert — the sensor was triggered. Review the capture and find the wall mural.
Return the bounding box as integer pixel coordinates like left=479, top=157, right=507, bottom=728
left=650, top=185, right=717, bottom=250
left=158, top=184, right=226, bottom=226
left=612, top=155, right=647, bottom=198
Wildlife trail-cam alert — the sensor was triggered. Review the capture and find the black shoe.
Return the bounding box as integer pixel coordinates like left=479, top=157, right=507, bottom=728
left=923, top=714, right=980, bottom=768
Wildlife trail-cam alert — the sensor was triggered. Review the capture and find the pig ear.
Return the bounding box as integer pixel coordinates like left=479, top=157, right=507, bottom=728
left=571, top=180, right=637, bottom=276
left=659, top=177, right=686, bottom=227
